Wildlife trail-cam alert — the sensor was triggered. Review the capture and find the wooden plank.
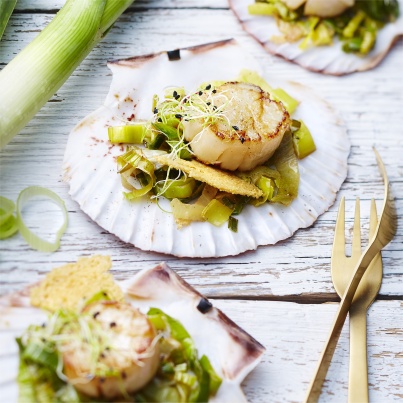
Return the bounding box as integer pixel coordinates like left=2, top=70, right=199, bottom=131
left=213, top=299, right=403, bottom=402
left=13, top=0, right=228, bottom=11
left=0, top=9, right=402, bottom=299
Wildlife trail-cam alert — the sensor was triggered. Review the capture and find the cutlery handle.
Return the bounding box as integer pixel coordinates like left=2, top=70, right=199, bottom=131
left=304, top=248, right=377, bottom=403
left=349, top=308, right=369, bottom=403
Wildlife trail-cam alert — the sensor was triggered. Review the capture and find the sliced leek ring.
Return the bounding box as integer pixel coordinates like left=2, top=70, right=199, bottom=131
left=0, top=195, right=15, bottom=226
left=0, top=215, right=18, bottom=239
left=16, top=186, right=68, bottom=252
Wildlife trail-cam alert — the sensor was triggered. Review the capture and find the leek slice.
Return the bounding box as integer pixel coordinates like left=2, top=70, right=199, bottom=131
left=171, top=199, right=205, bottom=222
left=16, top=187, right=68, bottom=252
left=117, top=148, right=155, bottom=199
left=251, top=176, right=275, bottom=207
left=0, top=0, right=17, bottom=41
left=153, top=122, right=180, bottom=141
left=292, top=120, right=316, bottom=159
left=270, top=132, right=299, bottom=206
left=0, top=215, right=18, bottom=239
left=156, top=178, right=196, bottom=199
left=248, top=3, right=277, bottom=16
left=108, top=124, right=147, bottom=144
left=0, top=0, right=134, bottom=149
left=0, top=195, right=15, bottom=226
left=237, top=69, right=299, bottom=114
left=202, top=199, right=234, bottom=227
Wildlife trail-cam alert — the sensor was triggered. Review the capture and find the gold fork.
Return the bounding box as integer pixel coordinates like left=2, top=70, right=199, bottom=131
left=332, top=197, right=383, bottom=403
left=304, top=148, right=397, bottom=403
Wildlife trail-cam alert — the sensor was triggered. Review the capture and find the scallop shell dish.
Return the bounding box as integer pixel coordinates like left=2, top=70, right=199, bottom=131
left=229, top=0, right=403, bottom=75
left=63, top=39, right=350, bottom=257
left=0, top=260, right=265, bottom=403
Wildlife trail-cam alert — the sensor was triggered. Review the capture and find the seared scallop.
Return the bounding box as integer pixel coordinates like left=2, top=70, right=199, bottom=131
left=182, top=82, right=290, bottom=171
left=304, top=0, right=354, bottom=17
left=62, top=301, right=159, bottom=399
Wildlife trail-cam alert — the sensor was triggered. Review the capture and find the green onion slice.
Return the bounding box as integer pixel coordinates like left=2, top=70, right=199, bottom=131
left=16, top=186, right=68, bottom=252
left=108, top=124, right=147, bottom=144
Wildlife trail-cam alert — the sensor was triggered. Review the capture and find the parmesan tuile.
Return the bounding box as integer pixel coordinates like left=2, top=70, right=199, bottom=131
left=0, top=0, right=134, bottom=150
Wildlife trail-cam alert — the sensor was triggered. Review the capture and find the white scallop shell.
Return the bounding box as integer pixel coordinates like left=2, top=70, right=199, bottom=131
left=229, top=0, right=403, bottom=75
left=0, top=263, right=265, bottom=403
left=62, top=39, right=350, bottom=257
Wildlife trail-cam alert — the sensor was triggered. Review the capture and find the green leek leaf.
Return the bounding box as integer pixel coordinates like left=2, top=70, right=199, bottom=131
left=0, top=0, right=17, bottom=41
left=0, top=0, right=134, bottom=149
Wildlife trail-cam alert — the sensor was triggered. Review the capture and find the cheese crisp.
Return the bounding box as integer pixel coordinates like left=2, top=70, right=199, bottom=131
left=154, top=155, right=263, bottom=199
left=30, top=255, right=124, bottom=312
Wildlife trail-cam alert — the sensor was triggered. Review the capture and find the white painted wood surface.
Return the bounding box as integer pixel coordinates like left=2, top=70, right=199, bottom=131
left=0, top=1, right=402, bottom=401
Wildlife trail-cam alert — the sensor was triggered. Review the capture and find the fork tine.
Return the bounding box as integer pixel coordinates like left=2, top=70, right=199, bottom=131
left=369, top=198, right=378, bottom=237
left=332, top=197, right=346, bottom=257
left=352, top=197, right=362, bottom=257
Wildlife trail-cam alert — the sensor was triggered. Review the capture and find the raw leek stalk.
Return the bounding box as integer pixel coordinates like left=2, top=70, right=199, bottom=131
left=0, top=0, right=134, bottom=149
left=0, top=0, right=17, bottom=40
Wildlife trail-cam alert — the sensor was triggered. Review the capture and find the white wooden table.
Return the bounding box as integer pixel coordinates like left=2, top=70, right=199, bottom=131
left=1, top=1, right=402, bottom=401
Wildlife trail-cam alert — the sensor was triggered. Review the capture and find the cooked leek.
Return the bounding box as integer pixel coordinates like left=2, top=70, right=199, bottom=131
left=292, top=120, right=316, bottom=159
left=171, top=199, right=205, bottom=222
left=0, top=0, right=17, bottom=41
left=117, top=148, right=156, bottom=199
left=237, top=69, right=299, bottom=114
left=108, top=124, right=147, bottom=144
left=0, top=0, right=134, bottom=149
left=156, top=177, right=196, bottom=199
left=202, top=199, right=234, bottom=227
left=270, top=132, right=299, bottom=206
left=249, top=0, right=399, bottom=55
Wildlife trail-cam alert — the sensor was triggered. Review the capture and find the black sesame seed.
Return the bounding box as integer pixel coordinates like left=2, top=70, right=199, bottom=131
left=110, top=322, right=117, bottom=328
left=93, top=312, right=100, bottom=319
left=175, top=114, right=182, bottom=119
left=232, top=125, right=239, bottom=131
left=173, top=91, right=178, bottom=98
left=212, top=89, right=217, bottom=93
left=240, top=137, right=245, bottom=144
left=206, top=102, right=211, bottom=106
left=198, top=91, right=203, bottom=96
left=153, top=108, right=158, bottom=114
left=175, top=95, right=181, bottom=100
left=158, top=118, right=162, bottom=122
left=167, top=49, right=181, bottom=61
left=197, top=298, right=213, bottom=314
left=205, top=84, right=212, bottom=90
